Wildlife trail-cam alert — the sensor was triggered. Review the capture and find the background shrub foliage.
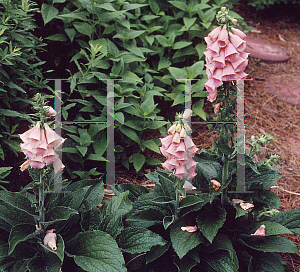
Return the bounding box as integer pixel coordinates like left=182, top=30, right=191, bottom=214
left=36, top=0, right=246, bottom=179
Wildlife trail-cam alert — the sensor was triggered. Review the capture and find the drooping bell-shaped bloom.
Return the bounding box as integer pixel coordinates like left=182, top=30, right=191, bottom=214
left=43, top=229, right=57, bottom=250
left=43, top=106, right=56, bottom=117
left=204, top=25, right=248, bottom=102
left=251, top=225, right=265, bottom=236
left=160, top=110, right=198, bottom=181
left=181, top=226, right=198, bottom=233
left=232, top=199, right=244, bottom=204
left=19, top=122, right=65, bottom=174
left=240, top=203, right=254, bottom=210
left=211, top=179, right=221, bottom=191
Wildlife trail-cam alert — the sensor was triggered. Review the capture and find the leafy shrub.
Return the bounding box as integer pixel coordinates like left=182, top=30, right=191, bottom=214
left=39, top=0, right=246, bottom=176
left=247, top=0, right=299, bottom=10
left=0, top=0, right=48, bottom=163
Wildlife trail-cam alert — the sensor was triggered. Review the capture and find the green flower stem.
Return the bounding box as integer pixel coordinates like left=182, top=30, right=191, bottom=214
left=38, top=169, right=45, bottom=229
left=221, top=155, right=229, bottom=205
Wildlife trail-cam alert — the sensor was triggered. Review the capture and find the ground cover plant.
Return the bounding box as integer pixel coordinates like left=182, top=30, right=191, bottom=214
left=0, top=6, right=300, bottom=271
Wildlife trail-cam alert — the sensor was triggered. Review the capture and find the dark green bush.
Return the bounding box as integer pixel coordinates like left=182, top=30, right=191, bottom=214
left=0, top=0, right=48, bottom=163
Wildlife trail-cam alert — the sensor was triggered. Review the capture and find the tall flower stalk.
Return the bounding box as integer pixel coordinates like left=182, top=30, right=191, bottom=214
left=19, top=94, right=65, bottom=230
left=160, top=109, right=198, bottom=216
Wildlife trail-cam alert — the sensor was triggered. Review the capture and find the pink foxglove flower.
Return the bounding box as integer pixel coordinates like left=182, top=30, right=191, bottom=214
left=214, top=102, right=221, bottom=115
left=232, top=199, right=244, bottom=204
left=181, top=226, right=198, bottom=233
left=43, top=106, right=56, bottom=116
left=240, top=203, right=254, bottom=210
left=160, top=110, right=198, bottom=180
left=251, top=225, right=265, bottom=236
left=204, top=25, right=248, bottom=102
left=19, top=122, right=65, bottom=174
left=43, top=229, right=57, bottom=250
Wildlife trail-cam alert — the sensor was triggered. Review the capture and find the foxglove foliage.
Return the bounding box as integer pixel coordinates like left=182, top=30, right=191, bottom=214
left=160, top=110, right=198, bottom=180
left=20, top=122, right=65, bottom=174
left=204, top=11, right=248, bottom=102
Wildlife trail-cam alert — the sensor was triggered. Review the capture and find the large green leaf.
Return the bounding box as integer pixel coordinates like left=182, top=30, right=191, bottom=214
left=117, top=227, right=166, bottom=254
left=268, top=208, right=300, bottom=235
left=113, top=183, right=149, bottom=202
left=100, top=191, right=132, bottom=216
left=202, top=250, right=239, bottom=272
left=96, top=210, right=124, bottom=239
left=73, top=22, right=94, bottom=38
left=170, top=218, right=204, bottom=259
left=239, top=236, right=299, bottom=253
left=65, top=231, right=126, bottom=272
left=246, top=165, right=283, bottom=190
left=251, top=252, right=285, bottom=272
left=132, top=153, right=145, bottom=172
left=27, top=253, right=62, bottom=272
left=8, top=224, right=37, bottom=255
left=41, top=4, right=58, bottom=25
left=252, top=221, right=292, bottom=236
left=45, top=206, right=78, bottom=224
left=196, top=205, right=226, bottom=243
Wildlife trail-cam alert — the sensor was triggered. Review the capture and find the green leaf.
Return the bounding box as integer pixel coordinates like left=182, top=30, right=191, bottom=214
left=115, top=112, right=124, bottom=124
left=8, top=224, right=37, bottom=255
left=170, top=218, right=204, bottom=259
left=169, top=67, right=187, bottom=80
left=146, top=158, right=162, bottom=165
left=146, top=242, right=170, bottom=264
left=65, top=231, right=126, bottom=272
left=41, top=4, right=58, bottom=25
left=76, top=146, right=88, bottom=157
left=246, top=165, right=283, bottom=190
left=45, top=34, right=68, bottom=41
left=169, top=1, right=187, bottom=11
left=117, top=227, right=166, bottom=254
left=192, top=99, right=206, bottom=120
left=127, top=208, right=166, bottom=225
left=132, top=153, right=145, bottom=172
left=149, top=0, right=160, bottom=14
left=45, top=206, right=78, bottom=224
left=96, top=210, right=124, bottom=239
left=251, top=252, right=285, bottom=272
left=196, top=205, right=226, bottom=243
left=119, top=126, right=141, bottom=145
left=183, top=17, right=197, bottom=30
left=113, top=183, right=149, bottom=202
left=158, top=57, right=172, bottom=70
left=195, top=43, right=206, bottom=59
left=123, top=70, right=142, bottom=83
left=240, top=236, right=299, bottom=253
left=100, top=191, right=132, bottom=216
left=142, top=139, right=160, bottom=153
left=269, top=208, right=300, bottom=235
left=73, top=22, right=94, bottom=38
left=173, top=41, right=193, bottom=50
left=87, top=154, right=107, bottom=161
left=179, top=195, right=204, bottom=209
left=202, top=250, right=239, bottom=272
left=252, top=190, right=281, bottom=209
left=27, top=253, right=62, bottom=272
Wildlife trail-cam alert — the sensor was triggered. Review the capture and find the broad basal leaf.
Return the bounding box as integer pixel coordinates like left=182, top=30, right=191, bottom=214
left=239, top=236, right=299, bottom=254
left=117, top=227, right=166, bottom=254
left=170, top=218, right=204, bottom=259
left=196, top=205, right=226, bottom=243
left=66, top=231, right=126, bottom=272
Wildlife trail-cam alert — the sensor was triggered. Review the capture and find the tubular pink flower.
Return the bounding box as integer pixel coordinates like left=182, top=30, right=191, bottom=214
left=20, top=160, right=30, bottom=172
left=182, top=109, right=192, bottom=120
left=217, top=26, right=229, bottom=48
left=172, top=132, right=181, bottom=145
left=214, top=49, right=226, bottom=68
left=43, top=106, right=56, bottom=117
left=29, top=155, right=45, bottom=169
left=207, top=40, right=220, bottom=55
left=232, top=56, right=248, bottom=72
left=44, top=229, right=57, bottom=250
left=208, top=26, right=222, bottom=41
left=222, top=62, right=236, bottom=81
left=232, top=199, right=244, bottom=204
left=43, top=148, right=56, bottom=164
left=207, top=89, right=218, bottom=102
left=181, top=226, right=197, bottom=233
left=224, top=43, right=239, bottom=62
left=231, top=27, right=246, bottom=39
left=251, top=225, right=265, bottom=236
left=229, top=32, right=246, bottom=51
left=27, top=122, right=42, bottom=148
left=20, top=143, right=35, bottom=159
left=168, top=124, right=177, bottom=135
left=240, top=203, right=254, bottom=210
left=35, top=131, right=48, bottom=155
left=214, top=102, right=221, bottom=115
left=53, top=157, right=65, bottom=174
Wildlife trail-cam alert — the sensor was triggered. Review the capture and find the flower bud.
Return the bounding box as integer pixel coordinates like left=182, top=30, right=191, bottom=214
left=211, top=180, right=221, bottom=191
left=182, top=109, right=192, bottom=119
left=43, top=106, right=56, bottom=116
left=168, top=124, right=176, bottom=135
left=43, top=229, right=57, bottom=251
left=240, top=203, right=254, bottom=210
left=221, top=7, right=226, bottom=12
left=176, top=123, right=182, bottom=132
left=184, top=123, right=191, bottom=132
left=180, top=128, right=186, bottom=138
left=181, top=226, right=197, bottom=233
left=231, top=18, right=237, bottom=25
